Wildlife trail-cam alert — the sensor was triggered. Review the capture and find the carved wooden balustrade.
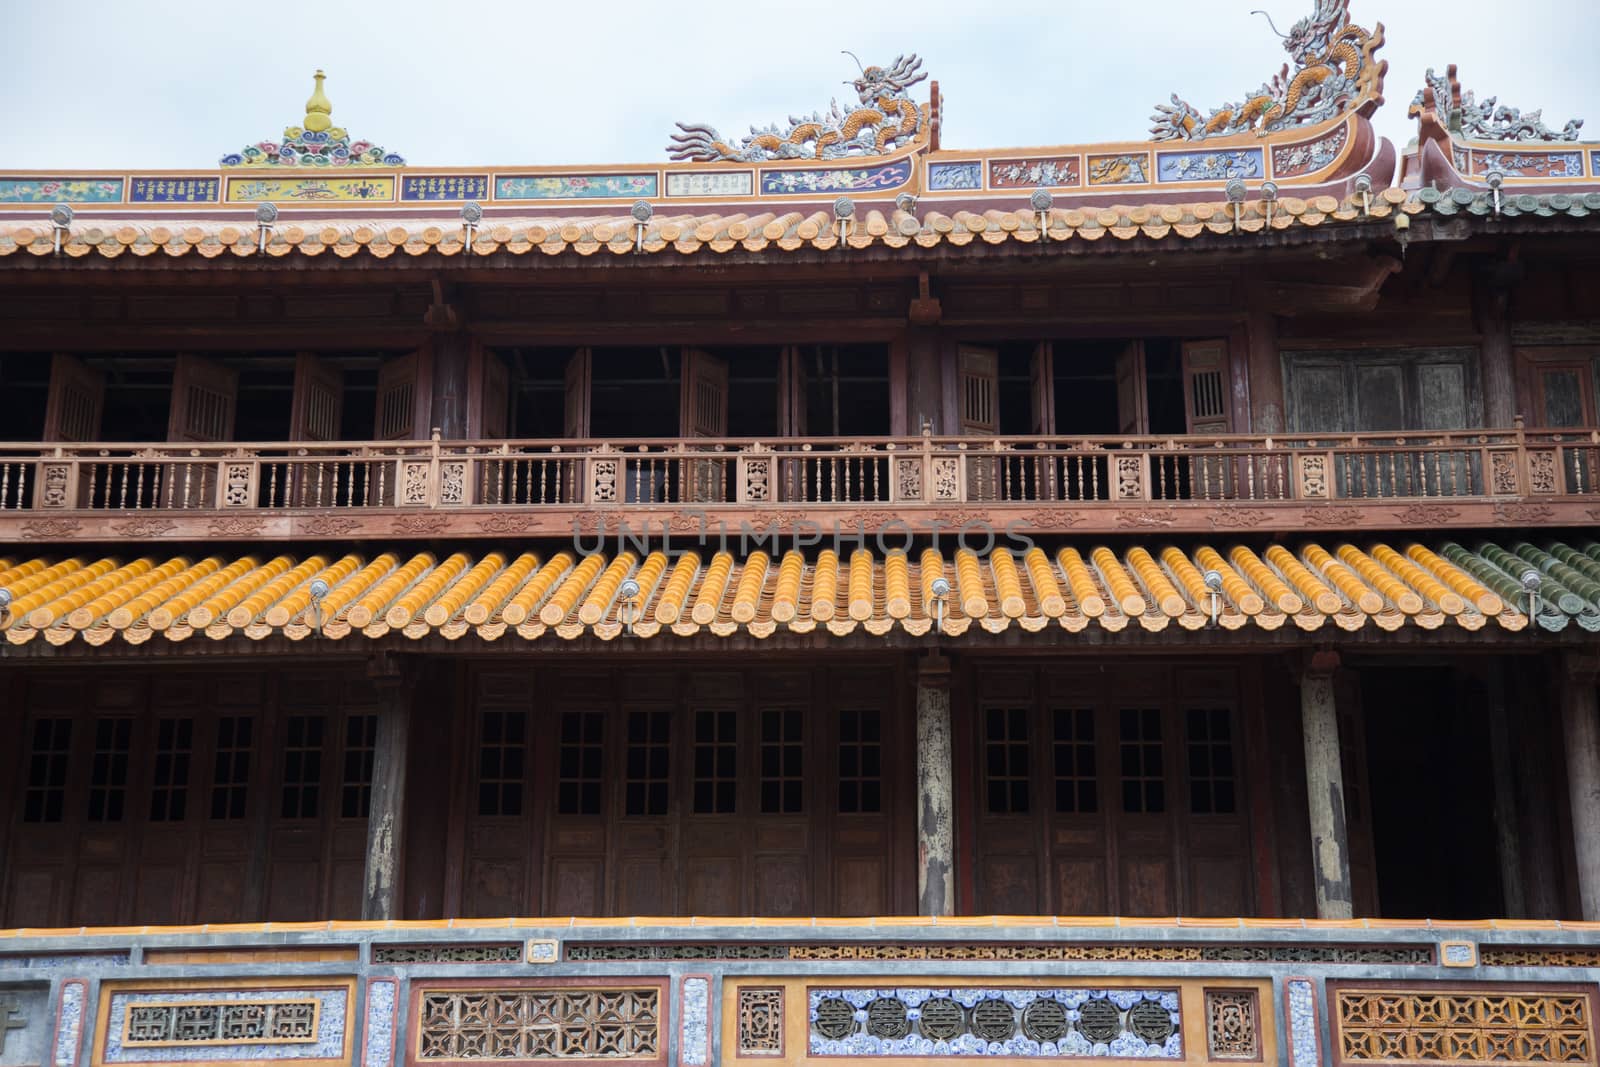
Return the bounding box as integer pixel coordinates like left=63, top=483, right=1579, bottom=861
left=1, top=427, right=1596, bottom=526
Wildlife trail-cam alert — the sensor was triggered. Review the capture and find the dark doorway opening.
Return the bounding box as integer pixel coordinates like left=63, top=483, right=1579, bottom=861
left=1360, top=664, right=1504, bottom=918
left=0, top=354, right=50, bottom=441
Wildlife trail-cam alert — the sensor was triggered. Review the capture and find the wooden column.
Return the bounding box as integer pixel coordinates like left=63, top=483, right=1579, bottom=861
left=916, top=653, right=955, bottom=916
left=1516, top=657, right=1564, bottom=917
left=428, top=333, right=472, bottom=440
left=1246, top=304, right=1285, bottom=434
left=1300, top=651, right=1354, bottom=918
left=1560, top=652, right=1600, bottom=920
left=904, top=327, right=945, bottom=435
left=1473, top=263, right=1520, bottom=428
left=362, top=654, right=414, bottom=921
left=1483, top=661, right=1526, bottom=917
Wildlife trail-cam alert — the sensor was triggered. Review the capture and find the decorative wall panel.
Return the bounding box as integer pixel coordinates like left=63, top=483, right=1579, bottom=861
left=223, top=177, right=394, bottom=203
left=94, top=982, right=352, bottom=1066
left=1480, top=947, right=1600, bottom=969
left=736, top=988, right=784, bottom=1057
left=413, top=987, right=660, bottom=1061
left=495, top=175, right=658, bottom=200
left=806, top=987, right=1182, bottom=1058
left=0, top=985, right=49, bottom=1067
left=678, top=977, right=708, bottom=1066
left=1334, top=987, right=1594, bottom=1066
left=53, top=980, right=86, bottom=1067
left=1204, top=990, right=1260, bottom=1061
left=372, top=945, right=522, bottom=965
left=565, top=941, right=1431, bottom=965
left=363, top=980, right=397, bottom=1067
left=1285, top=979, right=1319, bottom=1067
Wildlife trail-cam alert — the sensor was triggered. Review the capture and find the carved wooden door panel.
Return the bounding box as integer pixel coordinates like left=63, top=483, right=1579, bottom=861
left=1181, top=340, right=1234, bottom=498
left=825, top=669, right=902, bottom=916
left=461, top=671, right=538, bottom=918
left=1042, top=672, right=1113, bottom=917
left=680, top=349, right=729, bottom=503
left=290, top=352, right=343, bottom=442
left=42, top=352, right=105, bottom=442
left=747, top=672, right=815, bottom=918
left=1115, top=341, right=1148, bottom=435
left=542, top=672, right=612, bottom=917
left=971, top=671, right=1047, bottom=914
left=1106, top=675, right=1178, bottom=917
left=1174, top=668, right=1250, bottom=916
left=610, top=673, right=679, bottom=917
left=375, top=352, right=423, bottom=440
left=679, top=672, right=749, bottom=915
left=958, top=345, right=1001, bottom=501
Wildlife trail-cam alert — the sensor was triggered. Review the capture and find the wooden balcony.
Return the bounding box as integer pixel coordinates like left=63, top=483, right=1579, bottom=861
left=3, top=427, right=1597, bottom=542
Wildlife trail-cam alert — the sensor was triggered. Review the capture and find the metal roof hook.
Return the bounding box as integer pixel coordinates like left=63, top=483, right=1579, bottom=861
left=929, top=575, right=951, bottom=634
left=1204, top=570, right=1224, bottom=628
left=1485, top=169, right=1505, bottom=217
left=1521, top=569, right=1542, bottom=627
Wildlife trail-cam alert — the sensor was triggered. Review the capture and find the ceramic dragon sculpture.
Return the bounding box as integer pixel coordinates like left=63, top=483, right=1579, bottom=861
left=1408, top=65, right=1583, bottom=143
left=668, top=54, right=929, bottom=163
left=1149, top=0, right=1384, bottom=142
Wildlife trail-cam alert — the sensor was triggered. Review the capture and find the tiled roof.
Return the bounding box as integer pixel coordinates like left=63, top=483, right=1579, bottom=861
left=2, top=540, right=1593, bottom=649
left=0, top=190, right=1423, bottom=261
left=1414, top=187, right=1600, bottom=218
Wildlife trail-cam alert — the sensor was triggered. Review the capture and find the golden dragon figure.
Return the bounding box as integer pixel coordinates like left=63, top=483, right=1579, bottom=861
left=668, top=54, right=929, bottom=163
left=1150, top=0, right=1385, bottom=142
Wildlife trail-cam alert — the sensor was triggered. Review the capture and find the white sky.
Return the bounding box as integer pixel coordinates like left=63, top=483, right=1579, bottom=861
left=2, top=0, right=1595, bottom=171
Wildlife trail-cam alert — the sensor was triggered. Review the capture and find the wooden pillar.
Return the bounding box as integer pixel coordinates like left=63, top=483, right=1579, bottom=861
left=1300, top=651, right=1354, bottom=918
left=1516, top=657, right=1564, bottom=917
left=1473, top=266, right=1519, bottom=428
left=904, top=326, right=945, bottom=435
left=362, top=654, right=414, bottom=921
left=1483, top=661, right=1526, bottom=917
left=1560, top=652, right=1600, bottom=920
left=1246, top=304, right=1285, bottom=434
left=428, top=333, right=472, bottom=440
left=915, top=653, right=955, bottom=916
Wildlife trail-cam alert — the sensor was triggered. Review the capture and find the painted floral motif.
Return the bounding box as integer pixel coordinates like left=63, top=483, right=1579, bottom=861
left=222, top=128, right=402, bottom=168
left=928, top=162, right=983, bottom=191
left=1157, top=149, right=1263, bottom=182
left=0, top=179, right=122, bottom=203
left=225, top=177, right=394, bottom=203
left=1272, top=124, right=1349, bottom=178
left=495, top=174, right=658, bottom=200
left=1474, top=151, right=1584, bottom=179
left=1086, top=154, right=1149, bottom=186
left=990, top=157, right=1080, bottom=188
left=760, top=160, right=912, bottom=194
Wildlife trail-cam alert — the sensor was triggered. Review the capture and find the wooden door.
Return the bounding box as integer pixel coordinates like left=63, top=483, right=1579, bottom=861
left=289, top=352, right=343, bottom=442
left=1518, top=352, right=1598, bottom=428
left=375, top=352, right=423, bottom=441
left=1182, top=341, right=1234, bottom=498
left=469, top=346, right=510, bottom=440
left=681, top=349, right=729, bottom=503
left=1114, top=341, right=1148, bottom=435
left=167, top=354, right=237, bottom=442
left=778, top=345, right=809, bottom=437
left=43, top=353, right=105, bottom=442
left=958, top=345, right=1000, bottom=500
left=563, top=348, right=592, bottom=439
left=1336, top=671, right=1381, bottom=917
left=1029, top=342, right=1055, bottom=436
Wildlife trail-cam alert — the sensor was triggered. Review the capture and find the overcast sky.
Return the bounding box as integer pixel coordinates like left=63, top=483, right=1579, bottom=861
left=3, top=0, right=1595, bottom=172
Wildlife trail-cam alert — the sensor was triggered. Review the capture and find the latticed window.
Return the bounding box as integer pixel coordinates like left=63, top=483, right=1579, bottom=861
left=1119, top=707, right=1165, bottom=814
left=759, top=708, right=804, bottom=814
left=1185, top=707, right=1236, bottom=814
left=341, top=714, right=377, bottom=818
left=209, top=715, right=252, bottom=820
left=23, top=718, right=72, bottom=824
left=88, top=717, right=133, bottom=823
left=477, top=710, right=525, bottom=817
left=1051, top=707, right=1098, bottom=813
left=557, top=711, right=605, bottom=816
left=837, top=708, right=882, bottom=814
left=624, top=711, right=671, bottom=817
left=984, top=706, right=1030, bottom=814
left=692, top=709, right=738, bottom=814
left=149, top=717, right=194, bottom=822
left=280, top=715, right=324, bottom=819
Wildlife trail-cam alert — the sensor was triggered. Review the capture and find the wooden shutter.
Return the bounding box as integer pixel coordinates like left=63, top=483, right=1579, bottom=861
left=778, top=345, right=809, bottom=437
left=468, top=346, right=511, bottom=440
left=375, top=353, right=421, bottom=441
left=167, top=354, right=238, bottom=442
left=563, top=348, right=592, bottom=439
left=1181, top=340, right=1232, bottom=435
left=1518, top=355, right=1597, bottom=429
left=680, top=349, right=729, bottom=438
left=958, top=345, right=999, bottom=435
left=1029, top=342, right=1055, bottom=436
left=1114, top=342, right=1148, bottom=436
left=42, top=353, right=105, bottom=442
left=289, top=352, right=343, bottom=442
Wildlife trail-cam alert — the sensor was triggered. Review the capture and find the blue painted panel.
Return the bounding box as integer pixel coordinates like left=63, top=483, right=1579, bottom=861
left=1156, top=148, right=1264, bottom=182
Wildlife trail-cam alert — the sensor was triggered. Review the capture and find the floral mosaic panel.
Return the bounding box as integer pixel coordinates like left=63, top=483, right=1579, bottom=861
left=0, top=179, right=123, bottom=204
left=927, top=162, right=983, bottom=191
left=401, top=176, right=489, bottom=202
left=101, top=987, right=348, bottom=1063
left=760, top=160, right=912, bottom=194
left=1272, top=125, right=1350, bottom=178
left=1085, top=154, right=1149, bottom=186
left=1156, top=148, right=1264, bottom=182
left=990, top=157, right=1080, bottom=189
left=223, top=177, right=394, bottom=203
left=495, top=174, right=658, bottom=200
left=806, top=987, right=1182, bottom=1058
left=666, top=171, right=754, bottom=197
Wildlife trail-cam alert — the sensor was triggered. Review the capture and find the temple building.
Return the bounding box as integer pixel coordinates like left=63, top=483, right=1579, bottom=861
left=1, top=3, right=1599, bottom=1064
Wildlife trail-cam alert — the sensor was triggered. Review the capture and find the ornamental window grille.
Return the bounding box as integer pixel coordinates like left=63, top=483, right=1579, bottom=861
left=759, top=708, right=804, bottom=814
left=1052, top=706, right=1098, bottom=814
left=984, top=706, right=1031, bottom=814
left=149, top=717, right=194, bottom=822
left=557, top=711, right=604, bottom=816
left=624, top=710, right=671, bottom=817
left=1119, top=707, right=1166, bottom=814
left=280, top=715, right=324, bottom=820
left=209, top=715, right=253, bottom=820
left=1185, top=708, right=1237, bottom=815
left=837, top=708, right=883, bottom=814
left=88, top=717, right=133, bottom=822
left=692, top=710, right=738, bottom=814
left=477, top=710, right=526, bottom=817
left=23, top=718, right=72, bottom=823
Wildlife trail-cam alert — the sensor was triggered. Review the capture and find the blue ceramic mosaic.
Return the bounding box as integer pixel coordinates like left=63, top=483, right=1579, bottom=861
left=1156, top=148, right=1264, bottom=182
left=761, top=159, right=912, bottom=194
left=1286, top=979, right=1317, bottom=1067
left=927, top=162, right=983, bottom=191
left=361, top=982, right=394, bottom=1067
left=680, top=978, right=708, bottom=1065
left=130, top=178, right=219, bottom=204
left=401, top=175, right=489, bottom=202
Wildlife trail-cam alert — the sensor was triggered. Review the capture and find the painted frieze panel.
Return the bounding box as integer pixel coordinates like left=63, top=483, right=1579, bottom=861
left=565, top=941, right=1433, bottom=965
left=1156, top=148, right=1264, bottom=182
left=223, top=176, right=394, bottom=203
left=927, top=161, right=983, bottom=191
left=0, top=179, right=123, bottom=204
left=760, top=160, right=912, bottom=194
left=495, top=174, right=658, bottom=200
left=990, top=157, right=1080, bottom=189
left=129, top=178, right=219, bottom=204
left=412, top=986, right=661, bottom=1062
left=1470, top=151, right=1585, bottom=179
left=94, top=982, right=353, bottom=1065
left=401, top=176, right=490, bottom=202
left=1271, top=123, right=1349, bottom=178
left=1086, top=154, right=1150, bottom=186
left=0, top=985, right=50, bottom=1067
left=1333, top=985, right=1595, bottom=1065
left=666, top=171, right=754, bottom=197
left=806, top=987, right=1182, bottom=1058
